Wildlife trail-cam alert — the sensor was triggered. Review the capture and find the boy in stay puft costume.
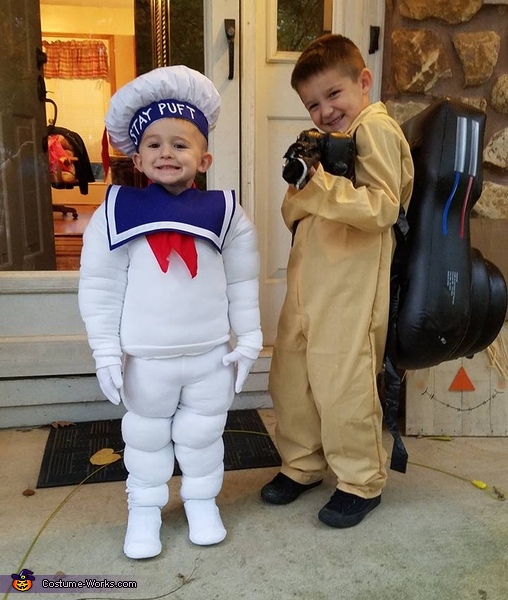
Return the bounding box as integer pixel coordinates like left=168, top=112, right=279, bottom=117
left=78, top=66, right=262, bottom=559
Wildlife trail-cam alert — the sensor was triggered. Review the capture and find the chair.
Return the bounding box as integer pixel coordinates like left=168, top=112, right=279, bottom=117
left=52, top=202, right=79, bottom=219
left=46, top=98, right=96, bottom=220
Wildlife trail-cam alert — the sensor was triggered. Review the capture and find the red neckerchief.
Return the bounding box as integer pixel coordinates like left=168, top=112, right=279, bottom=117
left=145, top=182, right=198, bottom=278
left=146, top=230, right=197, bottom=277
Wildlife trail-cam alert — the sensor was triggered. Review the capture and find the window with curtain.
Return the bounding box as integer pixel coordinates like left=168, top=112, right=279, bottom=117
left=43, top=37, right=112, bottom=169
left=42, top=40, right=109, bottom=80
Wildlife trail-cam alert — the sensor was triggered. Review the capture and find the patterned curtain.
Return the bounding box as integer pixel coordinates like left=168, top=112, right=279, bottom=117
left=42, top=40, right=109, bottom=80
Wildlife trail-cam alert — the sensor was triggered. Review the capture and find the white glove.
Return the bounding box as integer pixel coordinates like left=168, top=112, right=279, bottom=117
left=96, top=365, right=123, bottom=405
left=223, top=349, right=256, bottom=394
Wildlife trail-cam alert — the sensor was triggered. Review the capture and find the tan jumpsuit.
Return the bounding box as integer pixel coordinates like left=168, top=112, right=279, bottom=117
left=269, top=102, right=414, bottom=498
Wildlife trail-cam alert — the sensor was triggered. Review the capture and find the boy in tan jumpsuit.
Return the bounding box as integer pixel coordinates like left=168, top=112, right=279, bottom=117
left=261, top=34, right=414, bottom=527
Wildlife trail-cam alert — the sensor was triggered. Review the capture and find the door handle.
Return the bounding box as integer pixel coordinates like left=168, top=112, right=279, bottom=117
left=36, top=47, right=47, bottom=70
left=224, top=19, right=235, bottom=80
left=369, top=26, right=380, bottom=54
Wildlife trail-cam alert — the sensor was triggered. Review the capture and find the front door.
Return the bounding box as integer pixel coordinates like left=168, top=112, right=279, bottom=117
left=244, top=0, right=386, bottom=344
left=0, top=0, right=56, bottom=270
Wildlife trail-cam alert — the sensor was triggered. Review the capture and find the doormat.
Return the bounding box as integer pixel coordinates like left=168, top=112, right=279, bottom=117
left=36, top=409, right=280, bottom=489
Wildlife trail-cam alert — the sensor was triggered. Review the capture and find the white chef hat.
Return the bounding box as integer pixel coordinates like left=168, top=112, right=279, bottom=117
left=105, top=65, right=221, bottom=157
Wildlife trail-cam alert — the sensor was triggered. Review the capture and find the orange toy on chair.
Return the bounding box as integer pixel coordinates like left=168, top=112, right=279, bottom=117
left=48, top=133, right=78, bottom=185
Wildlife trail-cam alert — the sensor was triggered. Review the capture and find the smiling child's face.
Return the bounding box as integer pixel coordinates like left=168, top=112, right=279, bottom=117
left=132, top=118, right=212, bottom=195
left=296, top=66, right=372, bottom=134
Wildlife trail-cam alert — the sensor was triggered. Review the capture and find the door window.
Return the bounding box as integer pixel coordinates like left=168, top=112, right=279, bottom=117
left=134, top=0, right=204, bottom=74
left=169, top=0, right=204, bottom=71
left=277, top=0, right=333, bottom=52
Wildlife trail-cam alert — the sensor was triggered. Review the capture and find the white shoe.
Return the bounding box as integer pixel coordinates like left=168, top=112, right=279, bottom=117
left=123, top=507, right=162, bottom=559
left=184, top=499, right=227, bottom=546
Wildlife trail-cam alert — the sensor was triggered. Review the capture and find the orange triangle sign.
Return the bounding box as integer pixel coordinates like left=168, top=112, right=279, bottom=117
left=449, top=366, right=475, bottom=392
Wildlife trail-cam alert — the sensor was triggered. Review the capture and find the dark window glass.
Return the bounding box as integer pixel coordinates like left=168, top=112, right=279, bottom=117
left=277, top=0, right=330, bottom=52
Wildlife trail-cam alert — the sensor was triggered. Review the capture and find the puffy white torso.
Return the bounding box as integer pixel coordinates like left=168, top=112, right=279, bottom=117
left=78, top=187, right=262, bottom=368
left=119, top=235, right=230, bottom=356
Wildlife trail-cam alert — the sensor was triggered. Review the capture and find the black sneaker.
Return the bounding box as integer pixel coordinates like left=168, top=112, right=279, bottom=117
left=318, top=489, right=381, bottom=528
left=261, top=473, right=323, bottom=505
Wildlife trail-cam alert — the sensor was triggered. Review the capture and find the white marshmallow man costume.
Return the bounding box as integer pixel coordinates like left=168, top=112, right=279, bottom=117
left=78, top=66, right=262, bottom=559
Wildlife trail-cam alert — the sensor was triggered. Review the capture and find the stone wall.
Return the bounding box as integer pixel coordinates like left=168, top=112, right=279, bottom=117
left=382, top=0, right=508, bottom=217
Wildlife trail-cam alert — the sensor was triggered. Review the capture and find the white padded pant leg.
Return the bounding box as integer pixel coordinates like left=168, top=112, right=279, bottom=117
left=122, top=355, right=182, bottom=418
left=172, top=344, right=234, bottom=501
left=122, top=412, right=173, bottom=508
left=175, top=429, right=225, bottom=500
left=174, top=345, right=234, bottom=545
left=121, top=412, right=173, bottom=559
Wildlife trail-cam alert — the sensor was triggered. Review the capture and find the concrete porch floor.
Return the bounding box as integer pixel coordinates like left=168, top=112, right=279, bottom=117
left=0, top=409, right=507, bottom=600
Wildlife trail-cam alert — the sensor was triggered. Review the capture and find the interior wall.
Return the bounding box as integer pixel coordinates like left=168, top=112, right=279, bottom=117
left=40, top=5, right=134, bottom=35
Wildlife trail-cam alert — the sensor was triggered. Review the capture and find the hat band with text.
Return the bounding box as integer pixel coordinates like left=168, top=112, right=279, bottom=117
left=129, top=99, right=209, bottom=150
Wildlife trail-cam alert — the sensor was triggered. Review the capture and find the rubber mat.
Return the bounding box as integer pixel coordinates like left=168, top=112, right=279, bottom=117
left=36, top=409, right=280, bottom=488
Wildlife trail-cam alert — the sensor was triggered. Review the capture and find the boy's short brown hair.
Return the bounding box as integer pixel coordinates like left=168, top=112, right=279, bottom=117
left=291, top=34, right=366, bottom=91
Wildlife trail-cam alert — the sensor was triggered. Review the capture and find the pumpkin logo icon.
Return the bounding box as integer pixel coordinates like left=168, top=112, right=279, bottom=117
left=11, top=569, right=35, bottom=592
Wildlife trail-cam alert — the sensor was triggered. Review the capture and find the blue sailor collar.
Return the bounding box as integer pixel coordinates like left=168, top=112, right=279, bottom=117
left=105, top=184, right=236, bottom=251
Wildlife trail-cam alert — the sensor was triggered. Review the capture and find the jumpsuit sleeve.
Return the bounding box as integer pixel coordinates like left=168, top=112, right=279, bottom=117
left=222, top=206, right=263, bottom=360
left=78, top=203, right=130, bottom=369
left=281, top=115, right=412, bottom=234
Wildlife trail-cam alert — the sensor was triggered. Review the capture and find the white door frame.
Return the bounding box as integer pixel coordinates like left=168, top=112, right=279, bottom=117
left=239, top=2, right=257, bottom=221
